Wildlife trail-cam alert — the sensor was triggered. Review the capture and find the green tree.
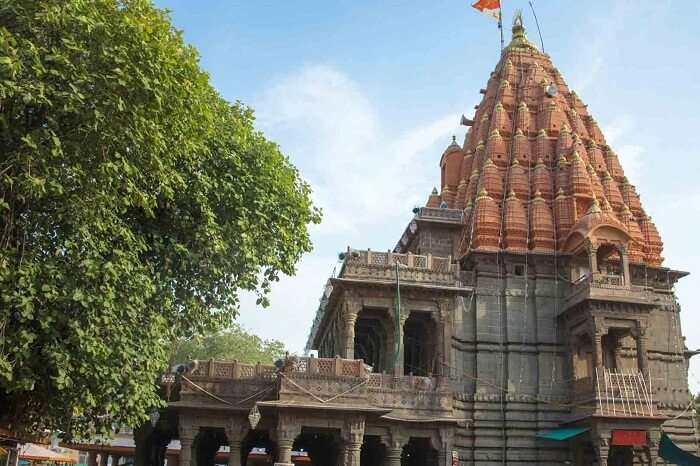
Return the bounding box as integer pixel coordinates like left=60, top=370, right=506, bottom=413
left=0, top=0, right=320, bottom=438
left=171, top=325, right=285, bottom=366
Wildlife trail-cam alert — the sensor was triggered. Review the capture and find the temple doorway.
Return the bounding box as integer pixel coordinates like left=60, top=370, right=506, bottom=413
left=293, top=429, right=341, bottom=466
left=608, top=446, right=633, bottom=466
left=354, top=309, right=391, bottom=373
left=401, top=438, right=438, bottom=466
left=242, top=430, right=275, bottom=466
left=403, top=313, right=436, bottom=377
left=360, top=436, right=385, bottom=466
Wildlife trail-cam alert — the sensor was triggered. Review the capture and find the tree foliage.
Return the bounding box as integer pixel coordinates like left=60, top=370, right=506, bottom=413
left=170, top=325, right=286, bottom=366
left=0, top=0, right=320, bottom=438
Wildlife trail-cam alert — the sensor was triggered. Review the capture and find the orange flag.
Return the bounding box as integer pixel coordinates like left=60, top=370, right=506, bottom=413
left=471, top=0, right=501, bottom=20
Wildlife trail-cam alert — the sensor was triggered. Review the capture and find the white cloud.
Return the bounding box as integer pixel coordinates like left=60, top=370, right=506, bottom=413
left=238, top=65, right=461, bottom=352
left=258, top=64, right=460, bottom=235
left=602, top=116, right=644, bottom=184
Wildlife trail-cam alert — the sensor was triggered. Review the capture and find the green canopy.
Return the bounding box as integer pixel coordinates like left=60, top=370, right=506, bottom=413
left=659, top=432, right=700, bottom=466
left=535, top=427, right=590, bottom=441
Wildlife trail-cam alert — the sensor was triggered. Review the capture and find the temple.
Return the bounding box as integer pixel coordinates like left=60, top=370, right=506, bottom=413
left=130, top=16, right=697, bottom=466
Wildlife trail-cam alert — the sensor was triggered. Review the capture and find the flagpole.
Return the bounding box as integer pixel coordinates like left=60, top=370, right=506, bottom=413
left=498, top=7, right=504, bottom=51
left=528, top=1, right=545, bottom=52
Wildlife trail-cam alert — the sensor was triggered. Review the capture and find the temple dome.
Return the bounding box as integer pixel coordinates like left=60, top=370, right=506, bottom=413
left=417, top=18, right=664, bottom=265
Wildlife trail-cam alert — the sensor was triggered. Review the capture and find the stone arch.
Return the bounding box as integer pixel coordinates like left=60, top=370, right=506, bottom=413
left=360, top=435, right=386, bottom=466
left=401, top=437, right=438, bottom=466
left=403, top=312, right=437, bottom=377
left=354, top=308, right=393, bottom=373
left=241, top=430, right=275, bottom=466
left=292, top=429, right=343, bottom=466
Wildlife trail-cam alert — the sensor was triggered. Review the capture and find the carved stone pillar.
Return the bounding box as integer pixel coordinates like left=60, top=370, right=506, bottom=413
left=620, top=246, right=631, bottom=287
left=178, top=422, right=198, bottom=466
left=438, top=428, right=455, bottom=466
left=341, top=416, right=365, bottom=466
left=381, top=429, right=406, bottom=466
left=224, top=420, right=247, bottom=466
left=633, top=325, right=649, bottom=377
left=592, top=317, right=605, bottom=375
left=343, top=303, right=360, bottom=359
left=647, top=429, right=660, bottom=466
left=437, top=299, right=453, bottom=379
left=593, top=433, right=610, bottom=466
left=275, top=414, right=300, bottom=466
left=588, top=241, right=599, bottom=274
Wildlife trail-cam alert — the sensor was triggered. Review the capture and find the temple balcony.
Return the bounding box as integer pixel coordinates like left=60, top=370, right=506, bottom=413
left=570, top=368, right=659, bottom=419
left=172, top=356, right=454, bottom=420
left=414, top=206, right=463, bottom=224
left=338, top=248, right=472, bottom=288
left=563, top=272, right=654, bottom=311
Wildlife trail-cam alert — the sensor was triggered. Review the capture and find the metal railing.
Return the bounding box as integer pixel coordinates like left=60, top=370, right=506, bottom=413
left=595, top=368, right=654, bottom=417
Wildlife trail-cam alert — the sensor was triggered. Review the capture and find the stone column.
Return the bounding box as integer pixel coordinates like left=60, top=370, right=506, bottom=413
left=341, top=416, right=365, bottom=466
left=224, top=420, right=247, bottom=466
left=275, top=413, right=300, bottom=466
left=381, top=430, right=406, bottom=466
left=592, top=317, right=605, bottom=376
left=342, top=302, right=360, bottom=359
left=438, top=428, right=455, bottom=466
left=437, top=299, right=453, bottom=379
left=620, top=246, right=631, bottom=287
left=593, top=432, right=610, bottom=466
left=588, top=241, right=598, bottom=274
left=634, top=326, right=650, bottom=377
left=87, top=451, right=98, bottom=466
left=178, top=423, right=198, bottom=466
left=226, top=442, right=241, bottom=466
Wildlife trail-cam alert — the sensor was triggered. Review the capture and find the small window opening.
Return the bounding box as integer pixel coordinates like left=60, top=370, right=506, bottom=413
left=514, top=265, right=524, bottom=276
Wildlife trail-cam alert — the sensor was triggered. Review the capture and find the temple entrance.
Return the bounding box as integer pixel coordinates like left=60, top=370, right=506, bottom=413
left=195, top=428, right=225, bottom=466
left=242, top=430, right=275, bottom=466
left=596, top=244, right=624, bottom=285
left=360, top=436, right=385, bottom=466
left=293, top=429, right=341, bottom=466
left=608, top=446, right=633, bottom=466
left=403, top=312, right=436, bottom=376
left=354, top=309, right=391, bottom=373
left=401, top=438, right=438, bottom=466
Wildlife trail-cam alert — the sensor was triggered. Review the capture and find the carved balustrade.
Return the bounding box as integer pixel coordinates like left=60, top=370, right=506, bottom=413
left=416, top=207, right=464, bottom=223
left=563, top=274, right=653, bottom=311
left=340, top=248, right=464, bottom=286
left=177, top=360, right=278, bottom=408
left=176, top=356, right=454, bottom=418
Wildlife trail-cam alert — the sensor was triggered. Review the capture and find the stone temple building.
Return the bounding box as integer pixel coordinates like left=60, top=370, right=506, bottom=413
left=150, top=17, right=698, bottom=466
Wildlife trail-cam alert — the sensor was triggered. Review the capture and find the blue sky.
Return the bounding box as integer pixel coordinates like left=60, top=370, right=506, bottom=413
left=155, top=0, right=700, bottom=389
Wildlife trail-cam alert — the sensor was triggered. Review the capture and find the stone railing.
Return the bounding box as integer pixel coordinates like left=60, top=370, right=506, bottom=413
left=367, top=373, right=453, bottom=415
left=188, top=359, right=277, bottom=380
left=278, top=357, right=453, bottom=416
left=416, top=207, right=463, bottom=223
left=283, top=356, right=367, bottom=378
left=563, top=274, right=652, bottom=311
left=340, top=249, right=463, bottom=286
